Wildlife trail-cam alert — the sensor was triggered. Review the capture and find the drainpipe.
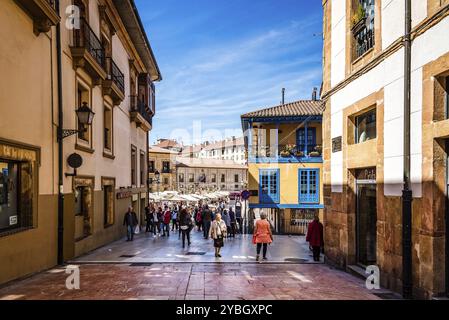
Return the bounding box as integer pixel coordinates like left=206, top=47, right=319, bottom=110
left=402, top=0, right=413, bottom=299
left=55, top=0, right=65, bottom=265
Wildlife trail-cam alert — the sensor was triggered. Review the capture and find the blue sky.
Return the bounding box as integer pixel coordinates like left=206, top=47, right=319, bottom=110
left=135, top=0, right=323, bottom=145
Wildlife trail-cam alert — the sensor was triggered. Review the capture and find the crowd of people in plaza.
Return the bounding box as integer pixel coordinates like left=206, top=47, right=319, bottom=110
left=123, top=197, right=325, bottom=262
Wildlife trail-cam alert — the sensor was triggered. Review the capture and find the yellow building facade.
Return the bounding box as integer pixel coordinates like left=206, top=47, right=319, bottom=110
left=0, top=0, right=161, bottom=285
left=241, top=100, right=324, bottom=234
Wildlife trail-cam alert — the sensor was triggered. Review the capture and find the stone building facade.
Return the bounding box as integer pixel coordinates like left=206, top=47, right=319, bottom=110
left=148, top=146, right=177, bottom=192
left=322, top=0, right=449, bottom=298
left=175, top=158, right=248, bottom=193
left=0, top=0, right=161, bottom=285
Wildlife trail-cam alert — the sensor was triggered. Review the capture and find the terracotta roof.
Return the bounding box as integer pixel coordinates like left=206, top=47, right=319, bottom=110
left=241, top=100, right=324, bottom=118
left=176, top=157, right=247, bottom=169
left=149, top=146, right=179, bottom=154
left=154, top=139, right=182, bottom=149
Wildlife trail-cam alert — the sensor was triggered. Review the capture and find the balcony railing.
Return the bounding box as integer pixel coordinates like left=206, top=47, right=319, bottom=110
left=250, top=144, right=322, bottom=162
left=130, top=95, right=153, bottom=125
left=354, top=27, right=374, bottom=59
left=73, top=18, right=105, bottom=69
left=106, top=58, right=125, bottom=93
left=46, top=0, right=56, bottom=9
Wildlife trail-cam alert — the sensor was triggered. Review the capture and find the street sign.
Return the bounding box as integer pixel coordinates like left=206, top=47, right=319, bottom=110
left=241, top=190, right=250, bottom=200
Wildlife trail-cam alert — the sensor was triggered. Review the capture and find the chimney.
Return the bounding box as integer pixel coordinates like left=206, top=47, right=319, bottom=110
left=281, top=88, right=285, bottom=105
left=312, top=87, right=318, bottom=101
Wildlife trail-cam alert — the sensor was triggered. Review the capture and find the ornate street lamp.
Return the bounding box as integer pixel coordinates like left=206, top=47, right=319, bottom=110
left=154, top=170, right=161, bottom=195
left=60, top=102, right=95, bottom=139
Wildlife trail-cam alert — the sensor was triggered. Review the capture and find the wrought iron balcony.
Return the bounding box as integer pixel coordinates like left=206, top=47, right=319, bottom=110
left=103, top=57, right=125, bottom=105
left=354, top=27, right=375, bottom=60
left=70, top=18, right=107, bottom=84
left=249, top=144, right=323, bottom=163
left=129, top=95, right=153, bottom=131
left=15, top=0, right=60, bottom=34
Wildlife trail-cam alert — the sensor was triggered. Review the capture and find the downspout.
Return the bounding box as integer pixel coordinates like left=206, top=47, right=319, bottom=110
left=402, top=0, right=413, bottom=299
left=56, top=0, right=65, bottom=265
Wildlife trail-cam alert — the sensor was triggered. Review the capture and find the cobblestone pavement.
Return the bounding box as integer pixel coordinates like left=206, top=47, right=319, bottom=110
left=0, top=263, right=387, bottom=300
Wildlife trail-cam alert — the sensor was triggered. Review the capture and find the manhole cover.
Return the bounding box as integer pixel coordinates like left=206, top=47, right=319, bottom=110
left=130, top=263, right=153, bottom=267
left=186, top=252, right=206, bottom=256
left=284, top=258, right=308, bottom=263
left=120, top=254, right=136, bottom=258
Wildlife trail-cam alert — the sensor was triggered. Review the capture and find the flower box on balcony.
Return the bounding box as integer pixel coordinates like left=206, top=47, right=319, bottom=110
left=351, top=17, right=366, bottom=35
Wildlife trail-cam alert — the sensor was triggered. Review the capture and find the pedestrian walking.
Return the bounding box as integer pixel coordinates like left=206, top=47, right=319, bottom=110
left=306, top=215, right=324, bottom=262
left=222, top=209, right=231, bottom=238
left=162, top=206, right=171, bottom=237
left=195, top=206, right=203, bottom=232
left=235, top=201, right=242, bottom=234
left=229, top=207, right=236, bottom=238
left=145, top=204, right=152, bottom=233
left=253, top=213, right=273, bottom=261
left=209, top=213, right=227, bottom=258
left=156, top=207, right=163, bottom=235
left=171, top=206, right=178, bottom=231
left=123, top=206, right=138, bottom=241
left=179, top=208, right=193, bottom=248
left=202, top=205, right=212, bottom=239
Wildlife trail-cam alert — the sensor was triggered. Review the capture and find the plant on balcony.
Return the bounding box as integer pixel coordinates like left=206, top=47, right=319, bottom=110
left=294, top=149, right=304, bottom=157
left=280, top=144, right=295, bottom=157
left=309, top=145, right=322, bottom=157
left=351, top=3, right=366, bottom=34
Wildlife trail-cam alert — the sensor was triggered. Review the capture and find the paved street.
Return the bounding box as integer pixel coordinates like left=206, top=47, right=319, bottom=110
left=0, top=263, right=389, bottom=300
left=72, top=228, right=319, bottom=264
left=0, top=231, right=397, bottom=300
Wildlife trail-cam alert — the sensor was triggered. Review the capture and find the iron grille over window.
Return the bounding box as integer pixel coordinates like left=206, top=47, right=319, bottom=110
left=352, top=0, right=375, bottom=60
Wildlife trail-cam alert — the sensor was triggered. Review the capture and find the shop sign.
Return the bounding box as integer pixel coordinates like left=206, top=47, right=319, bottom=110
left=116, top=190, right=132, bottom=199
left=356, top=167, right=376, bottom=181
left=132, top=194, right=138, bottom=201
left=9, top=215, right=17, bottom=226
left=141, top=193, right=147, bottom=199
left=332, top=136, right=342, bottom=153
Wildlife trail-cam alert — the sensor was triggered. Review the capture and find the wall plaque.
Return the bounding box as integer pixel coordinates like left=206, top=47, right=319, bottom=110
left=332, top=136, right=342, bottom=153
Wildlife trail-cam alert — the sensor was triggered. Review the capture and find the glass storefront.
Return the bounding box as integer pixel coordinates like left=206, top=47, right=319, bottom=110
left=0, top=159, right=33, bottom=233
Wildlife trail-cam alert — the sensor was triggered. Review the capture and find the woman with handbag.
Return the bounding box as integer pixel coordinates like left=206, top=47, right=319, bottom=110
left=253, top=213, right=273, bottom=261
left=209, top=213, right=227, bottom=258
left=179, top=208, right=192, bottom=248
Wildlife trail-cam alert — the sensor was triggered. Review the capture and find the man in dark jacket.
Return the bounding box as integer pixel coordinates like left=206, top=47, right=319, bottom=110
left=202, top=205, right=212, bottom=239
left=123, top=206, right=138, bottom=241
left=306, top=215, right=324, bottom=261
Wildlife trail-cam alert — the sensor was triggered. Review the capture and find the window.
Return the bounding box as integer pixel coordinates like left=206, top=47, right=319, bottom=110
left=0, top=160, right=33, bottom=232
left=164, top=177, right=169, bottom=185
left=74, top=183, right=93, bottom=240
left=131, top=145, right=137, bottom=186
left=299, top=169, right=319, bottom=203
left=103, top=105, right=113, bottom=151
left=162, top=161, right=170, bottom=173
left=211, top=174, right=216, bottom=183
left=103, top=183, right=114, bottom=227
left=221, top=174, right=226, bottom=183
left=259, top=169, right=280, bottom=203
left=234, top=174, right=239, bottom=183
left=355, top=109, right=376, bottom=143
left=352, top=0, right=375, bottom=60
left=296, top=127, right=316, bottom=156
left=140, top=151, right=145, bottom=186
left=189, top=173, right=194, bottom=183
left=76, top=83, right=90, bottom=142
left=179, top=173, right=185, bottom=183
left=149, top=160, right=155, bottom=173
left=235, top=184, right=239, bottom=190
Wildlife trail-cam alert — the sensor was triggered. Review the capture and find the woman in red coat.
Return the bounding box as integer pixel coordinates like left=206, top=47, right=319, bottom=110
left=306, top=215, right=324, bottom=261
left=253, top=213, right=273, bottom=261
